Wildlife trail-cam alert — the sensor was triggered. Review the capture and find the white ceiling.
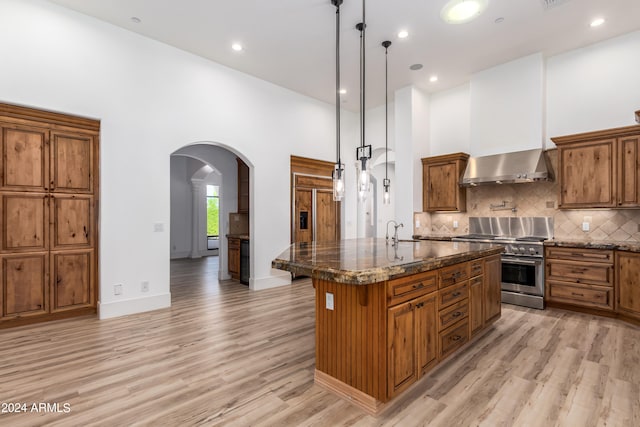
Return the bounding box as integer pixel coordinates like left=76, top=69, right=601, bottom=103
left=47, top=0, right=640, bottom=111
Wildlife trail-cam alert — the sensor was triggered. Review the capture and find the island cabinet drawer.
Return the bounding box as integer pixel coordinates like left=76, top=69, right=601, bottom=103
left=387, top=272, right=438, bottom=306
left=439, top=318, right=469, bottom=359
left=469, top=260, right=483, bottom=278
left=547, top=281, right=614, bottom=310
left=439, top=263, right=470, bottom=288
left=439, top=281, right=468, bottom=309
left=545, top=247, right=613, bottom=264
left=438, top=299, right=468, bottom=331
left=546, top=260, right=613, bottom=286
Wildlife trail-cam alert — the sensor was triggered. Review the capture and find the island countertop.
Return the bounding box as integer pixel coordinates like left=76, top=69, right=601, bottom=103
left=272, top=238, right=504, bottom=285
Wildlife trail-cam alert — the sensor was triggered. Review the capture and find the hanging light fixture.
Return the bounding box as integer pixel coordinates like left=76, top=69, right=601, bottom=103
left=331, top=0, right=345, bottom=201
left=382, top=40, right=391, bottom=205
left=356, top=0, right=372, bottom=201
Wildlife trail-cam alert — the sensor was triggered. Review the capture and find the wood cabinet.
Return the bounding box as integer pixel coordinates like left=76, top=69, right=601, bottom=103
left=0, top=103, right=99, bottom=328
left=421, top=152, right=469, bottom=212
left=437, top=261, right=469, bottom=359
left=228, top=237, right=240, bottom=280
left=552, top=125, right=640, bottom=208
left=468, top=259, right=484, bottom=337
left=616, top=251, right=640, bottom=321
left=545, top=247, right=614, bottom=311
left=484, top=255, right=502, bottom=323
left=237, top=158, right=249, bottom=214
left=387, top=273, right=437, bottom=398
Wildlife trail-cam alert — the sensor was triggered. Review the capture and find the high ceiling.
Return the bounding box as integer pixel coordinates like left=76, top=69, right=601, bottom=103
left=47, top=0, right=640, bottom=111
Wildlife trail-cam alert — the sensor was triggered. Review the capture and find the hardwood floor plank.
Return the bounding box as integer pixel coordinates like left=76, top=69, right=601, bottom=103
left=0, top=257, right=638, bottom=426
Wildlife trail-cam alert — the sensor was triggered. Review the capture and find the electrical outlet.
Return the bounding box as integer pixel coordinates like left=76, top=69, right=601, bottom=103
left=325, top=292, right=334, bottom=310
left=415, top=219, right=421, bottom=228
left=114, top=284, right=123, bottom=295
left=141, top=281, right=149, bottom=292
left=453, top=220, right=459, bottom=229
left=582, top=222, right=590, bottom=232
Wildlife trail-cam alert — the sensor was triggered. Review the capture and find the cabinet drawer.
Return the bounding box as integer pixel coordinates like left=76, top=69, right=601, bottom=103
left=547, top=260, right=612, bottom=286
left=547, top=281, right=614, bottom=311
left=387, top=271, right=437, bottom=306
left=439, top=319, right=469, bottom=359
left=438, top=299, right=468, bottom=331
left=545, top=247, right=613, bottom=264
left=470, top=260, right=483, bottom=278
left=439, top=263, right=469, bottom=288
left=439, top=281, right=468, bottom=309
left=228, top=238, right=240, bottom=249
left=469, top=275, right=482, bottom=288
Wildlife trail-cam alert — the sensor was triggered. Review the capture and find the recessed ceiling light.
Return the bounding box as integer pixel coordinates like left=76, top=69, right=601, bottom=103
left=231, top=43, right=243, bottom=52
left=397, top=30, right=409, bottom=39
left=409, top=64, right=423, bottom=71
left=338, top=89, right=347, bottom=95
left=441, top=0, right=489, bottom=24
left=429, top=75, right=438, bottom=83
left=130, top=17, right=141, bottom=24
left=590, top=18, right=605, bottom=27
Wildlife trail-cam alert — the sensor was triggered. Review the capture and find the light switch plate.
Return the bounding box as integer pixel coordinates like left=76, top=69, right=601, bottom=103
left=326, top=292, right=334, bottom=310
left=582, top=222, right=590, bottom=232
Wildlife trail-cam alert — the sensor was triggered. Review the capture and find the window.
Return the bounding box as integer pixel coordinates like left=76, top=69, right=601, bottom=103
left=206, top=185, right=220, bottom=250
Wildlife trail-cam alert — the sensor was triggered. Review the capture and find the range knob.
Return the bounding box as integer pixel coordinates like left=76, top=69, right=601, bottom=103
left=528, top=247, right=536, bottom=254
left=519, top=247, right=526, bottom=253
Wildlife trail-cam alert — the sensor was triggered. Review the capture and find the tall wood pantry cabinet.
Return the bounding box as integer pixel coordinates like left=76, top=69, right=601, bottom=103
left=552, top=125, right=640, bottom=208
left=0, top=103, right=99, bottom=328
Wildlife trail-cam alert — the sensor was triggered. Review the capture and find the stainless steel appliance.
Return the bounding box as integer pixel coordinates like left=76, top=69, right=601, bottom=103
left=452, top=217, right=553, bottom=309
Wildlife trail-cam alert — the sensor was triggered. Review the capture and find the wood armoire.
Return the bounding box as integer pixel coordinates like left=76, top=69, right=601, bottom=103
left=0, top=103, right=99, bottom=328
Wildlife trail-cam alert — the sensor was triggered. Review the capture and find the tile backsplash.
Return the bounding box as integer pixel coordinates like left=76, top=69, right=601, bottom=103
left=415, top=149, right=640, bottom=242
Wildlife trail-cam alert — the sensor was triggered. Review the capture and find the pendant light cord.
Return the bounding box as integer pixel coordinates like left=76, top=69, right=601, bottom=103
left=384, top=43, right=388, bottom=181
left=335, top=1, right=341, bottom=166
left=358, top=0, right=366, bottom=152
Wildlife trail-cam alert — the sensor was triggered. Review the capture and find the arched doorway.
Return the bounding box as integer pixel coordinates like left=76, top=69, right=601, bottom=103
left=170, top=143, right=252, bottom=284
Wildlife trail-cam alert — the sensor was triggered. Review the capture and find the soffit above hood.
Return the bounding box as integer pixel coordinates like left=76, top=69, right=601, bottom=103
left=461, top=148, right=553, bottom=187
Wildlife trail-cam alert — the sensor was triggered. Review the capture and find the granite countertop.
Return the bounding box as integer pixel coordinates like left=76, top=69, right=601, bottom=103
left=412, top=234, right=457, bottom=241
left=227, top=234, right=250, bottom=240
left=544, top=239, right=640, bottom=253
left=272, top=238, right=504, bottom=285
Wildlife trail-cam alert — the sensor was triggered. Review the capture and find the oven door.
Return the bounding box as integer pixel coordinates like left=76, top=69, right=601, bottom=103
left=501, top=255, right=544, bottom=297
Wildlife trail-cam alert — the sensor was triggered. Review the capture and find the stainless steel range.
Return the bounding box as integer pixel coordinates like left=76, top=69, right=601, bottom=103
left=452, top=217, right=553, bottom=310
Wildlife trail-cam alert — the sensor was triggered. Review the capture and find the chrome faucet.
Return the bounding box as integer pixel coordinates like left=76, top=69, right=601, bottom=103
left=386, top=220, right=404, bottom=247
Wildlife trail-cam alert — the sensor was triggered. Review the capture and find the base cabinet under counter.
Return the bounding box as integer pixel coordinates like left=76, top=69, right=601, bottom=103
left=616, top=251, right=640, bottom=321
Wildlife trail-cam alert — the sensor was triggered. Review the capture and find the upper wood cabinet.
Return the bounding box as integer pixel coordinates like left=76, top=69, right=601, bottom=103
left=237, top=157, right=249, bottom=214
left=421, top=153, right=469, bottom=212
left=552, top=125, right=640, bottom=208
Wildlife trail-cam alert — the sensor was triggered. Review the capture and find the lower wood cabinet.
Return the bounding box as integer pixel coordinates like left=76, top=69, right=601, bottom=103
left=545, top=247, right=614, bottom=311
left=387, top=292, right=437, bottom=398
left=1, top=253, right=48, bottom=319
left=484, top=255, right=502, bottom=323
left=228, top=237, right=240, bottom=280
left=616, top=251, right=640, bottom=321
left=469, top=274, right=484, bottom=336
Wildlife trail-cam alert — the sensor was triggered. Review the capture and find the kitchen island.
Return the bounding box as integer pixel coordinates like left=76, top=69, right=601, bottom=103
left=272, top=238, right=504, bottom=414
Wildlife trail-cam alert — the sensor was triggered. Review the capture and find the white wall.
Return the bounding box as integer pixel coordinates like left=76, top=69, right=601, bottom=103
left=470, top=53, right=544, bottom=156
left=429, top=84, right=470, bottom=156
left=546, top=31, right=640, bottom=142
left=0, top=0, right=359, bottom=318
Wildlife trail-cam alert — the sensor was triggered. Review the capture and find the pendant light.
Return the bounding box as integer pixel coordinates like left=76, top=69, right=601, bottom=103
left=356, top=0, right=372, bottom=201
left=382, top=40, right=391, bottom=205
left=331, top=0, right=345, bottom=201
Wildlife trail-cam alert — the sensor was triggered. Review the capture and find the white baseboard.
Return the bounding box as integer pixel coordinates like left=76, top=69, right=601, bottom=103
left=170, top=251, right=191, bottom=259
left=250, top=270, right=292, bottom=290
left=98, top=293, right=171, bottom=319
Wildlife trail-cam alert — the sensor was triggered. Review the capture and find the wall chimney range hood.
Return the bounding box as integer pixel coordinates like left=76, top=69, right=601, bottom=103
left=461, top=148, right=553, bottom=187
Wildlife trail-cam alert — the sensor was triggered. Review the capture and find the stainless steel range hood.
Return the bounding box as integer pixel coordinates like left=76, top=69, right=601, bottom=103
left=461, top=148, right=553, bottom=187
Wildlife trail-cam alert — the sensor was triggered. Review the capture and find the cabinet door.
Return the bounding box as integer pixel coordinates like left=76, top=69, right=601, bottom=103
left=559, top=139, right=615, bottom=208
left=387, top=300, right=417, bottom=398
left=0, top=124, right=49, bottom=192
left=1, top=253, right=48, bottom=318
left=415, top=293, right=438, bottom=376
left=237, top=158, right=249, bottom=214
left=469, top=275, right=484, bottom=336
left=1, top=193, right=48, bottom=253
left=228, top=238, right=240, bottom=277
left=315, top=189, right=339, bottom=243
left=617, top=252, right=640, bottom=318
left=484, top=255, right=501, bottom=323
left=425, top=162, right=458, bottom=211
left=51, top=195, right=93, bottom=249
left=50, top=131, right=94, bottom=193
left=294, top=189, right=313, bottom=244
left=51, top=250, right=93, bottom=312
left=618, top=135, right=640, bottom=207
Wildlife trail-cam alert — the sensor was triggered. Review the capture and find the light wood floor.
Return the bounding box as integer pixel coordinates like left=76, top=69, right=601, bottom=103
left=1, top=257, right=639, bottom=426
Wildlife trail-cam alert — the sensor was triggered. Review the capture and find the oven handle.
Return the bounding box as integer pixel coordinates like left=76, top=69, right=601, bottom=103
left=502, top=258, right=540, bottom=266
